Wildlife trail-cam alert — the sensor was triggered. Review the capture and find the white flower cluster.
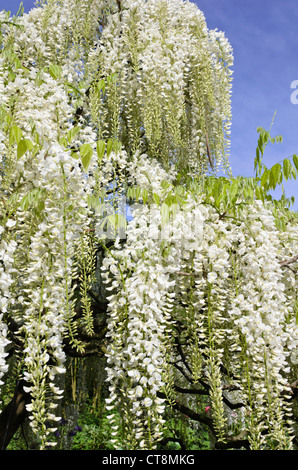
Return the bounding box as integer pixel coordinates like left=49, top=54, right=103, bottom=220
left=103, top=252, right=174, bottom=449
left=15, top=151, right=91, bottom=447
left=0, top=4, right=98, bottom=445
left=103, top=154, right=297, bottom=448
left=102, top=156, right=178, bottom=449
left=102, top=153, right=225, bottom=447
left=88, top=0, right=233, bottom=174
left=13, top=0, right=102, bottom=73
left=127, top=152, right=177, bottom=197
left=0, top=238, right=18, bottom=395
left=0, top=0, right=296, bottom=451
left=227, top=201, right=297, bottom=448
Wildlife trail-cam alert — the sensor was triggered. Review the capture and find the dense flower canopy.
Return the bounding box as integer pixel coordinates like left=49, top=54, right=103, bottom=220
left=0, top=0, right=297, bottom=450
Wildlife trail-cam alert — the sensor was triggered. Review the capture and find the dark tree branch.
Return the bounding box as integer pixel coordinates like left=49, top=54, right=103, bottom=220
left=157, top=391, right=251, bottom=450
left=116, top=0, right=122, bottom=15
left=288, top=379, right=298, bottom=398
left=0, top=380, right=31, bottom=450
left=63, top=342, right=107, bottom=358
left=174, top=384, right=208, bottom=396
left=214, top=431, right=250, bottom=450
left=158, top=391, right=214, bottom=429
left=158, top=436, right=187, bottom=450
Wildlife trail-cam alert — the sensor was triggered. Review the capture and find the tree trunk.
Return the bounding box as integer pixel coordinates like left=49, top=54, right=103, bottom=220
left=0, top=380, right=30, bottom=450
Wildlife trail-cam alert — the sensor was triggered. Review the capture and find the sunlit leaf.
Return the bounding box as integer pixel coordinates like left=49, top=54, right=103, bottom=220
left=9, top=125, right=23, bottom=145
left=48, top=64, right=62, bottom=80
left=96, top=140, right=106, bottom=163
left=80, top=143, right=93, bottom=171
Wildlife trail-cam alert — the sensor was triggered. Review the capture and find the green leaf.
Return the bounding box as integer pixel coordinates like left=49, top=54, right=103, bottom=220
left=49, top=64, right=62, bottom=80
left=175, top=185, right=185, bottom=197
left=59, top=136, right=68, bottom=148
left=106, top=139, right=113, bottom=157
left=255, top=185, right=264, bottom=202
left=134, top=187, right=141, bottom=200
left=0, top=105, right=11, bottom=126
left=71, top=150, right=80, bottom=160
left=25, top=139, right=34, bottom=151
left=20, top=188, right=45, bottom=212
left=283, top=159, right=291, bottom=180
left=87, top=194, right=101, bottom=211
left=260, top=169, right=270, bottom=189
left=66, top=83, right=83, bottom=96
left=80, top=143, right=93, bottom=171
left=67, top=126, right=80, bottom=143
left=9, top=125, right=23, bottom=145
left=153, top=193, right=160, bottom=205
left=112, top=139, right=122, bottom=154
left=106, top=73, right=118, bottom=85
left=127, top=186, right=142, bottom=201
left=229, top=180, right=238, bottom=199
left=127, top=186, right=135, bottom=200
left=170, top=202, right=180, bottom=217
left=275, top=218, right=285, bottom=231
left=97, top=79, right=105, bottom=93
left=161, top=180, right=171, bottom=190
left=17, top=138, right=33, bottom=159
left=96, top=140, right=106, bottom=163
left=293, top=154, right=298, bottom=171
left=35, top=70, right=45, bottom=86
left=258, top=134, right=264, bottom=156
left=269, top=163, right=282, bottom=189
left=142, top=188, right=148, bottom=204
left=161, top=202, right=170, bottom=224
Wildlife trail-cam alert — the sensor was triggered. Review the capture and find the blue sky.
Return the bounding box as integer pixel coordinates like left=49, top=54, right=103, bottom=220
left=197, top=0, right=298, bottom=209
left=2, top=0, right=298, bottom=209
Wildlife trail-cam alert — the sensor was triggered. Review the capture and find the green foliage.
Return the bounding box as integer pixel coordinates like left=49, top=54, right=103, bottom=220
left=157, top=410, right=212, bottom=451
left=69, top=401, right=212, bottom=450
left=254, top=123, right=298, bottom=198
left=70, top=401, right=120, bottom=450
left=48, top=64, right=62, bottom=80
left=17, top=138, right=34, bottom=159
left=80, top=143, right=93, bottom=171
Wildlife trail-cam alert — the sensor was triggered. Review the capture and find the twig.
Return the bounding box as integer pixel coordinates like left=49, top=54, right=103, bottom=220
left=205, top=132, right=214, bottom=170
left=279, top=254, right=298, bottom=267
left=116, top=0, right=122, bottom=18
left=176, top=271, right=196, bottom=277
left=157, top=391, right=215, bottom=431
left=174, top=384, right=208, bottom=396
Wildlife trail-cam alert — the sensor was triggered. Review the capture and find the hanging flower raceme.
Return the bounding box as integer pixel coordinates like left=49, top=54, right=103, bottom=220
left=103, top=157, right=297, bottom=449
left=101, top=155, right=178, bottom=449
left=0, top=237, right=18, bottom=399
left=102, top=152, right=230, bottom=448
left=0, top=14, right=97, bottom=445
left=103, top=246, right=175, bottom=449
left=226, top=201, right=297, bottom=449
left=17, top=150, right=92, bottom=447
left=86, top=0, right=233, bottom=175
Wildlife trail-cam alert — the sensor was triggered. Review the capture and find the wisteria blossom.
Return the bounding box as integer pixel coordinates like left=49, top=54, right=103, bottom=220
left=0, top=0, right=297, bottom=451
